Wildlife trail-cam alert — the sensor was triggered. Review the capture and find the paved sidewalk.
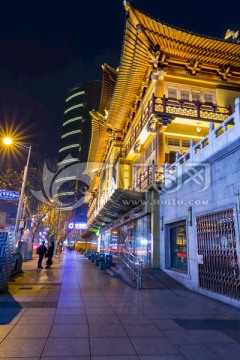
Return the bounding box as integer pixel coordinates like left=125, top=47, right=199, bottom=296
left=0, top=251, right=240, bottom=359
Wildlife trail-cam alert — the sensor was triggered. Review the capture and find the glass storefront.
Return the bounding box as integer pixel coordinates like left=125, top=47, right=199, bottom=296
left=100, top=214, right=151, bottom=266
left=169, top=221, right=188, bottom=273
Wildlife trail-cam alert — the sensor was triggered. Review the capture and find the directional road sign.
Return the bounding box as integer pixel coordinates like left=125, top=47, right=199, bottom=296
left=0, top=190, right=19, bottom=201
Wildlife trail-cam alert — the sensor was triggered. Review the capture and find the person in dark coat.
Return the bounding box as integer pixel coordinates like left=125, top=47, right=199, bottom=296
left=37, top=241, right=47, bottom=268
left=45, top=240, right=55, bottom=269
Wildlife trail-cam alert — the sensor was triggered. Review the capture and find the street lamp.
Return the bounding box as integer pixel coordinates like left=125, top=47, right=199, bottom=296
left=3, top=138, right=32, bottom=243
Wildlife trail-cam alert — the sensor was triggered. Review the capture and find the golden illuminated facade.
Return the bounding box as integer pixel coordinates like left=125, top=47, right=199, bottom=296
left=83, top=2, right=240, bottom=272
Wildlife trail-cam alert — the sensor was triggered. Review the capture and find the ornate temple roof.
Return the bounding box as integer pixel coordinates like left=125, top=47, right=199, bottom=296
left=86, top=64, right=117, bottom=178
left=87, top=1, right=240, bottom=175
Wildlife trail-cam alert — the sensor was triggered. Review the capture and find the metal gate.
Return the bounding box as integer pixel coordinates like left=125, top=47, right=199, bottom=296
left=196, top=209, right=240, bottom=300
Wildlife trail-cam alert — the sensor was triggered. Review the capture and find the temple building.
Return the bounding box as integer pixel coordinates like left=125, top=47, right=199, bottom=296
left=83, top=2, right=240, bottom=306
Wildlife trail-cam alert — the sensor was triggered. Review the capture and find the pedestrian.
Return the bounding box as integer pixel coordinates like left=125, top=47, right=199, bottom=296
left=36, top=240, right=47, bottom=269
left=45, top=240, right=55, bottom=269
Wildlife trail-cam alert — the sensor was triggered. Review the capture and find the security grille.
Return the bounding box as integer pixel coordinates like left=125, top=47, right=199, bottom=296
left=196, top=209, right=240, bottom=300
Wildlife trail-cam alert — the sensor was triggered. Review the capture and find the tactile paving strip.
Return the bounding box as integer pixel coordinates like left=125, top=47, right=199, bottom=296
left=0, top=301, right=58, bottom=308
left=0, top=284, right=61, bottom=308
left=174, top=319, right=240, bottom=330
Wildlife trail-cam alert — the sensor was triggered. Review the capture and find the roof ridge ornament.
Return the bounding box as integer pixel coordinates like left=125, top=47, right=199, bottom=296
left=224, top=29, right=240, bottom=43
left=123, top=1, right=131, bottom=11
left=217, top=66, right=232, bottom=81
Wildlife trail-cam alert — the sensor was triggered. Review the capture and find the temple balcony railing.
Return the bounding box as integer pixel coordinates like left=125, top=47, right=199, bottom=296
left=124, top=94, right=232, bottom=157
left=87, top=197, right=97, bottom=220
left=165, top=98, right=240, bottom=183
left=131, top=161, right=164, bottom=192
left=87, top=211, right=97, bottom=228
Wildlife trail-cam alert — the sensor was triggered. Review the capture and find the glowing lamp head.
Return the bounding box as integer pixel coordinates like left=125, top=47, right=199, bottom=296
left=3, top=137, right=13, bottom=145
left=196, top=122, right=201, bottom=133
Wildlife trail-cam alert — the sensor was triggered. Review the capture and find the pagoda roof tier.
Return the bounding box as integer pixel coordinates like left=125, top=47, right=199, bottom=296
left=88, top=1, right=240, bottom=171
left=107, top=2, right=240, bottom=132
left=98, top=63, right=118, bottom=115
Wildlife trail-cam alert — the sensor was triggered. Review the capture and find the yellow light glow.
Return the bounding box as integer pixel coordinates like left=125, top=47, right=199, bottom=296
left=3, top=137, right=13, bottom=145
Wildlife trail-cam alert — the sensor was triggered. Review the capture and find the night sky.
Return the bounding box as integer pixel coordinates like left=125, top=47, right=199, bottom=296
left=0, top=0, right=239, bottom=163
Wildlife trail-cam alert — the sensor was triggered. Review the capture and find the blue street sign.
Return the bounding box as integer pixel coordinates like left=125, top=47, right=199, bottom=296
left=0, top=190, right=19, bottom=201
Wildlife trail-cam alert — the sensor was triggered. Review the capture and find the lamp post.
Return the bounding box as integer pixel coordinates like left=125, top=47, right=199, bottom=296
left=3, top=138, right=31, bottom=244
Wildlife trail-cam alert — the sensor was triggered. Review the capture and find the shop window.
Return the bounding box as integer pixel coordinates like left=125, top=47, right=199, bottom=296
left=169, top=221, right=188, bottom=273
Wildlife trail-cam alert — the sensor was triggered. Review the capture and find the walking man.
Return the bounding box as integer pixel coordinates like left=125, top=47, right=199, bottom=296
left=37, top=240, right=47, bottom=269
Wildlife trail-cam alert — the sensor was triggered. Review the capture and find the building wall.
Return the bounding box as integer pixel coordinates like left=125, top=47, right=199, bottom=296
left=160, top=99, right=240, bottom=306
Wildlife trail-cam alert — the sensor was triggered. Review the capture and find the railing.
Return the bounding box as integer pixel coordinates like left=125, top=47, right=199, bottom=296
left=132, top=161, right=164, bottom=191
left=124, top=94, right=232, bottom=157
left=87, top=197, right=97, bottom=219
left=155, top=95, right=232, bottom=122
left=121, top=250, right=143, bottom=290
left=165, top=111, right=238, bottom=176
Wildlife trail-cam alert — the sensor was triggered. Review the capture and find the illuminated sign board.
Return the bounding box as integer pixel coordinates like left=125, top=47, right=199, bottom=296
left=68, top=222, right=87, bottom=230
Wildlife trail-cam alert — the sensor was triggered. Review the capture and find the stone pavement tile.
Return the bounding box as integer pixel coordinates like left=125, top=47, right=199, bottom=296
left=0, top=325, right=14, bottom=338
left=89, top=323, right=127, bottom=337
left=60, top=287, right=80, bottom=292
left=54, top=315, right=88, bottom=325
left=7, top=324, right=51, bottom=338
left=131, top=337, right=180, bottom=355
left=164, top=307, right=208, bottom=315
left=92, top=356, right=138, bottom=360
left=153, top=319, right=183, bottom=330
left=176, top=344, right=223, bottom=360
left=84, top=301, right=114, bottom=308
left=147, top=314, right=176, bottom=320
left=42, top=357, right=90, bottom=360
left=124, top=324, right=164, bottom=338
left=24, top=308, right=56, bottom=315
left=1, top=358, right=39, bottom=360
left=141, top=307, right=171, bottom=315
left=81, top=295, right=106, bottom=301
left=17, top=314, right=55, bottom=325
left=50, top=324, right=89, bottom=337
left=85, top=307, right=115, bottom=315
left=207, top=343, right=240, bottom=360
left=43, top=337, right=90, bottom=357
left=113, top=307, right=144, bottom=315
left=188, top=329, right=238, bottom=343
left=87, top=315, right=121, bottom=325
left=90, top=337, right=136, bottom=356
left=139, top=356, right=186, bottom=360
left=56, top=307, right=86, bottom=315
left=117, top=314, right=153, bottom=325
left=58, top=295, right=83, bottom=301
left=162, top=330, right=200, bottom=344
left=176, top=313, right=234, bottom=320
left=0, top=338, right=46, bottom=358
left=57, top=301, right=84, bottom=308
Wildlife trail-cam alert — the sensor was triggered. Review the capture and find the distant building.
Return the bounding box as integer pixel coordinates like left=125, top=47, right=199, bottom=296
left=56, top=80, right=101, bottom=217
